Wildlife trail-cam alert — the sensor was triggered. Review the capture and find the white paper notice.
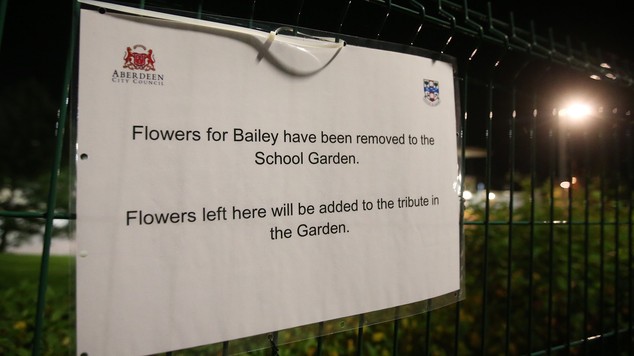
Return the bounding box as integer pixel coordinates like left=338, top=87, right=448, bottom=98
left=76, top=8, right=460, bottom=356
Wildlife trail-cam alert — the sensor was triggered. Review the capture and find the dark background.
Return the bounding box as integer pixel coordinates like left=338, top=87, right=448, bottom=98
left=0, top=0, right=632, bottom=190
left=0, top=0, right=632, bottom=94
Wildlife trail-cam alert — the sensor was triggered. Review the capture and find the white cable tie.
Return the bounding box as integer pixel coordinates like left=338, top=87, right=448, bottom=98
left=79, top=0, right=345, bottom=49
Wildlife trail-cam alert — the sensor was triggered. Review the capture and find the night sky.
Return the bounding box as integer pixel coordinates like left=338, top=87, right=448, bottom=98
left=495, top=1, right=632, bottom=59
left=1, top=0, right=631, bottom=94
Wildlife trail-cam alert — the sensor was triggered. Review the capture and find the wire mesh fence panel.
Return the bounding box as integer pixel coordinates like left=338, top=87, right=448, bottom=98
left=0, top=0, right=632, bottom=355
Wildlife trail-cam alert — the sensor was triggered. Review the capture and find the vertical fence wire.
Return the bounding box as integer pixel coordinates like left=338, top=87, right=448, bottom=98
left=504, top=87, right=517, bottom=355
left=31, top=2, right=78, bottom=355
left=0, top=0, right=7, bottom=50
left=479, top=79, right=494, bottom=355
left=565, top=114, right=573, bottom=354
left=547, top=108, right=556, bottom=355
left=628, top=121, right=633, bottom=354
left=316, top=321, right=324, bottom=355
left=582, top=124, right=591, bottom=354
left=356, top=314, right=364, bottom=355
left=599, top=115, right=606, bottom=354
left=613, top=116, right=620, bottom=353
left=528, top=96, right=538, bottom=355
left=392, top=316, right=399, bottom=355
left=454, top=69, right=469, bottom=356
left=424, top=309, right=432, bottom=355
left=222, top=340, right=229, bottom=355
left=453, top=255, right=462, bottom=354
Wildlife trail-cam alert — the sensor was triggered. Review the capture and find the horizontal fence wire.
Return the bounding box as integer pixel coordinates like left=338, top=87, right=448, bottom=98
left=87, top=0, right=634, bottom=87
left=0, top=0, right=632, bottom=355
left=0, top=211, right=75, bottom=219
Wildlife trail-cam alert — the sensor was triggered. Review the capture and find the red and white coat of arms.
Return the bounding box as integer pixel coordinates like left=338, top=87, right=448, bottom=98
left=123, top=44, right=156, bottom=71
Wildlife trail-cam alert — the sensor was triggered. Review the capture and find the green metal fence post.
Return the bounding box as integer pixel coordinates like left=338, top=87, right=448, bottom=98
left=528, top=95, right=538, bottom=354
left=480, top=79, right=493, bottom=355
left=547, top=108, right=556, bottom=355
left=450, top=65, right=469, bottom=356
left=454, top=66, right=469, bottom=356
left=505, top=87, right=517, bottom=356
left=582, top=123, right=591, bottom=354
left=625, top=123, right=634, bottom=354
left=424, top=307, right=432, bottom=355
left=356, top=314, right=365, bottom=356
left=392, top=310, right=400, bottom=355
left=315, top=322, right=324, bottom=355
left=0, top=0, right=7, bottom=50
left=613, top=113, right=621, bottom=353
left=599, top=108, right=606, bottom=354
left=31, top=1, right=79, bottom=355
left=565, top=111, right=573, bottom=354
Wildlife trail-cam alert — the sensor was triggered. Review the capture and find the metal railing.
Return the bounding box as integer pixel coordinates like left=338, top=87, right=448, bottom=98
left=0, top=0, right=632, bottom=354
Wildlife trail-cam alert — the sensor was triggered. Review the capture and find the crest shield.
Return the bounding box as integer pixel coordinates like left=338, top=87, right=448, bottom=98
left=123, top=44, right=156, bottom=71
left=423, top=79, right=440, bottom=106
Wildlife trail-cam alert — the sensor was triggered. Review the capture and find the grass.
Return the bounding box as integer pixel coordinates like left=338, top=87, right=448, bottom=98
left=0, top=253, right=74, bottom=290
left=0, top=253, right=75, bottom=355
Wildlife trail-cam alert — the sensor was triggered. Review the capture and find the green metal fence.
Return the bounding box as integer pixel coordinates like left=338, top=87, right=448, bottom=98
left=0, top=0, right=632, bottom=355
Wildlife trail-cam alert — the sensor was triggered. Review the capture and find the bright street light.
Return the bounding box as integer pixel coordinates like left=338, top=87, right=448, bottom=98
left=558, top=101, right=593, bottom=189
left=558, top=102, right=592, bottom=123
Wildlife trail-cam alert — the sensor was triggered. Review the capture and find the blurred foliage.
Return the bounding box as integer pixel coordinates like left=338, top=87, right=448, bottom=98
left=0, top=280, right=75, bottom=356
left=456, top=177, right=633, bottom=355
left=0, top=254, right=75, bottom=355
left=0, top=78, right=70, bottom=252
left=140, top=177, right=632, bottom=355
left=2, top=177, right=631, bottom=355
left=0, top=78, right=57, bottom=182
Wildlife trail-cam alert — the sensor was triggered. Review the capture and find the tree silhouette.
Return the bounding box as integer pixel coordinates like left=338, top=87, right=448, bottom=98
left=0, top=78, right=68, bottom=252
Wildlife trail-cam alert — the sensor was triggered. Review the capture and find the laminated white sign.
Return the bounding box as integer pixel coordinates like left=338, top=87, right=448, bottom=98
left=76, top=4, right=461, bottom=355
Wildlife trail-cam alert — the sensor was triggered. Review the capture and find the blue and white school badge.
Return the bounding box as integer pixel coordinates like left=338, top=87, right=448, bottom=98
left=423, top=79, right=440, bottom=106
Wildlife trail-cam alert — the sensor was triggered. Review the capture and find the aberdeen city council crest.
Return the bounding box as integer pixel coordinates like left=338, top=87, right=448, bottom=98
left=123, top=44, right=156, bottom=71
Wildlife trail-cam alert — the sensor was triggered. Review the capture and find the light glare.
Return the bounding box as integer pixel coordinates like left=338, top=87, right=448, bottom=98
left=559, top=103, right=592, bottom=122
